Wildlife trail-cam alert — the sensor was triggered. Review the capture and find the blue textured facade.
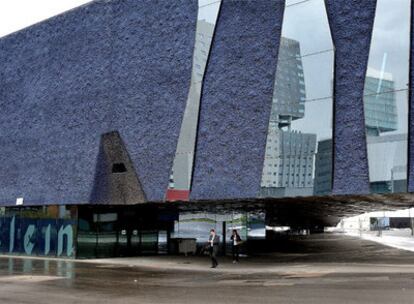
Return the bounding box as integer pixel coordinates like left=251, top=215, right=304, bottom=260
left=0, top=1, right=114, bottom=206
left=409, top=0, right=414, bottom=192
left=190, top=0, right=284, bottom=200
left=325, top=0, right=377, bottom=195
left=0, top=0, right=412, bottom=207
left=0, top=0, right=196, bottom=205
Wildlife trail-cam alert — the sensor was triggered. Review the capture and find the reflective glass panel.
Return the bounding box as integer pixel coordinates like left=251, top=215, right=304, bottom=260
left=167, top=0, right=222, bottom=200
left=172, top=212, right=219, bottom=242
left=140, top=230, right=158, bottom=254
left=77, top=207, right=97, bottom=258
left=261, top=0, right=334, bottom=197
left=363, top=0, right=410, bottom=193
left=247, top=213, right=266, bottom=239
left=95, top=213, right=117, bottom=258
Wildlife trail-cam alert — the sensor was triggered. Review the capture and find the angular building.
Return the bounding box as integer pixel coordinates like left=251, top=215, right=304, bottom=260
left=261, top=128, right=316, bottom=197
left=314, top=139, right=333, bottom=196
left=260, top=37, right=317, bottom=197
left=270, top=37, right=306, bottom=124
left=0, top=0, right=413, bottom=258
left=364, top=68, right=398, bottom=136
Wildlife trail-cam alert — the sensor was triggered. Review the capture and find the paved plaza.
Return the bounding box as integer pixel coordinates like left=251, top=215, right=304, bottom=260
left=1, top=234, right=414, bottom=303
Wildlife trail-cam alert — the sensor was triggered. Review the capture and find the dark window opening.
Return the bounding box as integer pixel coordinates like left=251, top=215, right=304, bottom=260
left=112, top=163, right=127, bottom=173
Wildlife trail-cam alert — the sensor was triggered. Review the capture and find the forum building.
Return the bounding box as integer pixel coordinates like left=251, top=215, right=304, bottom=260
left=0, top=0, right=414, bottom=258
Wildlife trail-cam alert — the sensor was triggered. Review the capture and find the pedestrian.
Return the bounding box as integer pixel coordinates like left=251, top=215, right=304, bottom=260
left=230, top=229, right=242, bottom=263
left=208, top=229, right=220, bottom=268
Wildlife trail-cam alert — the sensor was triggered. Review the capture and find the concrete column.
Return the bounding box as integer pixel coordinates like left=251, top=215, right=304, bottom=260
left=222, top=221, right=226, bottom=256
left=410, top=217, right=414, bottom=237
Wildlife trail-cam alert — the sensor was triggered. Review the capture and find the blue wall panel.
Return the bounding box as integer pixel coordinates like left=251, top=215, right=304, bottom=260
left=190, top=0, right=285, bottom=200
left=0, top=1, right=115, bottom=205
left=325, top=0, right=377, bottom=195
left=111, top=0, right=196, bottom=202
left=0, top=0, right=196, bottom=205
left=408, top=1, right=414, bottom=192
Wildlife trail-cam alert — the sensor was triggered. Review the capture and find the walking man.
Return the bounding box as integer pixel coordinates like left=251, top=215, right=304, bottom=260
left=208, top=229, right=220, bottom=268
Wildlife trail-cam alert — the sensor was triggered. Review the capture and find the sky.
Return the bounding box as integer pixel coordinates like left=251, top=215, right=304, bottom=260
left=0, top=0, right=92, bottom=38
left=275, top=0, right=410, bottom=140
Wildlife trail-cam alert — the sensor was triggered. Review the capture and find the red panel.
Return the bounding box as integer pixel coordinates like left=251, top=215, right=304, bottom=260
left=165, top=189, right=190, bottom=202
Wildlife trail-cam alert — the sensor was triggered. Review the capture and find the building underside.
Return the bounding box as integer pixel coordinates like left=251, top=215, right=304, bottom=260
left=0, top=193, right=413, bottom=259
left=167, top=193, right=414, bottom=227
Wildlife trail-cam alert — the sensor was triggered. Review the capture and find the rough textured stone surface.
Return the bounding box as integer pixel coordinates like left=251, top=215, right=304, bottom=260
left=325, top=0, right=376, bottom=195
left=0, top=0, right=403, bottom=205
left=0, top=1, right=114, bottom=206
left=110, top=0, right=196, bottom=202
left=90, top=131, right=147, bottom=205
left=0, top=0, right=196, bottom=205
left=409, top=1, right=414, bottom=192
left=190, top=0, right=284, bottom=200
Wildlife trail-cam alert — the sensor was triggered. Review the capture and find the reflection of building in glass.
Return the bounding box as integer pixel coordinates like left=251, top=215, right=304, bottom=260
left=173, top=212, right=223, bottom=242
left=261, top=37, right=317, bottom=197
left=192, top=20, right=215, bottom=83
left=363, top=68, right=406, bottom=193
left=364, top=69, right=398, bottom=136
left=271, top=37, right=306, bottom=128
left=172, top=212, right=265, bottom=243
left=314, top=139, right=333, bottom=195
left=167, top=12, right=220, bottom=200
left=261, top=129, right=316, bottom=197
left=367, top=134, right=407, bottom=193
left=362, top=0, right=410, bottom=195
left=313, top=135, right=408, bottom=194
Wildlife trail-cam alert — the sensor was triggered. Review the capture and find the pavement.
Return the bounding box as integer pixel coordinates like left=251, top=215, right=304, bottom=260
left=345, top=228, right=414, bottom=252
left=1, top=233, right=414, bottom=303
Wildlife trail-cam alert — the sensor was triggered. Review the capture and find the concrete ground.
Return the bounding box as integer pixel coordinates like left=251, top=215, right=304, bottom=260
left=1, top=233, right=414, bottom=304
left=345, top=228, right=414, bottom=252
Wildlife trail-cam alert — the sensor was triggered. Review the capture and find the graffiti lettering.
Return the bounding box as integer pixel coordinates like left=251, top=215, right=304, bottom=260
left=57, top=225, right=74, bottom=257
left=23, top=224, right=36, bottom=255
left=1, top=216, right=75, bottom=258
left=44, top=224, right=51, bottom=255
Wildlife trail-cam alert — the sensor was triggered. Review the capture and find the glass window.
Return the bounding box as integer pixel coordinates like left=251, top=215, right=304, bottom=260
left=363, top=0, right=410, bottom=193
left=77, top=206, right=97, bottom=258
left=95, top=213, right=118, bottom=258
left=260, top=0, right=334, bottom=197
left=167, top=0, right=222, bottom=200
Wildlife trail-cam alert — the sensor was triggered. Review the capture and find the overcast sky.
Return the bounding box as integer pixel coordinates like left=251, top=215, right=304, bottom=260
left=280, top=0, right=410, bottom=139
left=0, top=0, right=92, bottom=38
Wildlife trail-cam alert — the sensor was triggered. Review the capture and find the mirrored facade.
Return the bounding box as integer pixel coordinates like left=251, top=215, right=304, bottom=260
left=167, top=0, right=222, bottom=201
left=172, top=211, right=265, bottom=254
left=76, top=205, right=174, bottom=258
left=363, top=0, right=410, bottom=193
left=260, top=0, right=334, bottom=197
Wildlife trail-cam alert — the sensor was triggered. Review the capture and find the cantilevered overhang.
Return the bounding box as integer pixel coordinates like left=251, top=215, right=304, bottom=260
left=160, top=193, right=414, bottom=227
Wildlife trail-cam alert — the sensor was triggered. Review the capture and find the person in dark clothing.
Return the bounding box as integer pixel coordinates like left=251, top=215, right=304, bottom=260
left=208, top=229, right=220, bottom=268
left=230, top=229, right=242, bottom=263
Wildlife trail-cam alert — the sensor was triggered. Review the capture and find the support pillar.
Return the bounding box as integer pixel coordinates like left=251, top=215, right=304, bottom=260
left=222, top=221, right=226, bottom=256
